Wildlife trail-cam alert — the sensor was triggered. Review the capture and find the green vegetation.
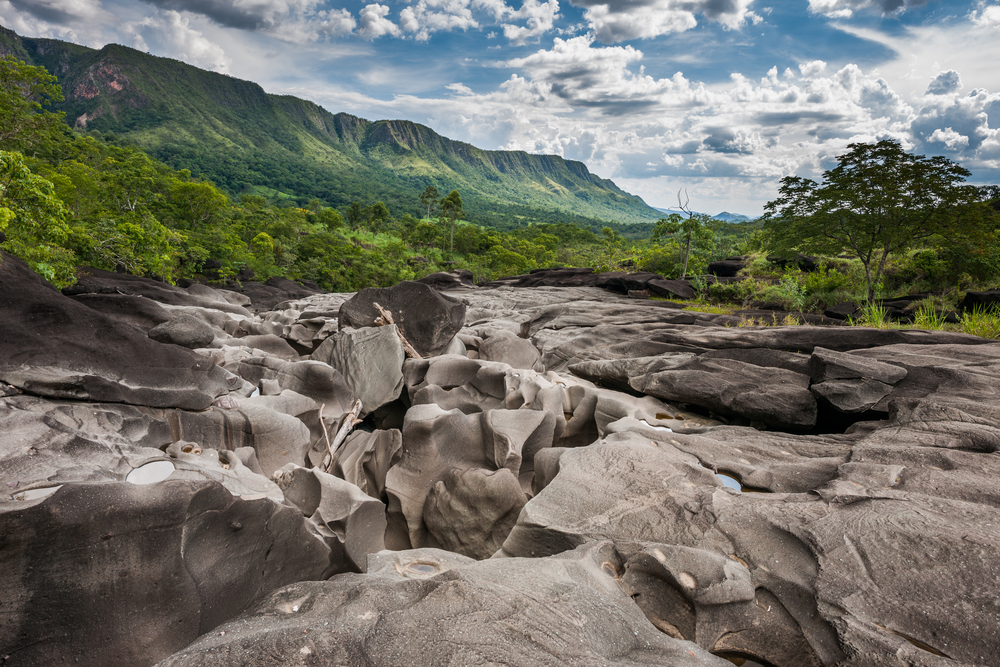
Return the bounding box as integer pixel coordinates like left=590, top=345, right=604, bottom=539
left=2, top=39, right=999, bottom=343
left=763, top=139, right=983, bottom=302
left=0, top=26, right=664, bottom=232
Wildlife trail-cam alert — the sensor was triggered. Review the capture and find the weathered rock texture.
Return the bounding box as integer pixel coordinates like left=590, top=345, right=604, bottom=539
left=2, top=263, right=999, bottom=667
left=155, top=542, right=729, bottom=667
left=0, top=252, right=232, bottom=410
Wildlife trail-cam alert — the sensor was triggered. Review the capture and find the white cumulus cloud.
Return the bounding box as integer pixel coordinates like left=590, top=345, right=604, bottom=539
left=357, top=3, right=400, bottom=38
left=123, top=10, right=231, bottom=72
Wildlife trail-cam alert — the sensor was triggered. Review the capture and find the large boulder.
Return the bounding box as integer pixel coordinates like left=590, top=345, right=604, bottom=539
left=271, top=464, right=387, bottom=575
left=959, top=288, right=1000, bottom=312
left=155, top=542, right=729, bottom=667
left=0, top=480, right=329, bottom=667
left=149, top=312, right=217, bottom=349
left=0, top=252, right=232, bottom=410
left=311, top=325, right=405, bottom=416
left=647, top=278, right=697, bottom=300
left=631, top=356, right=818, bottom=429
left=63, top=266, right=251, bottom=316
left=338, top=281, right=466, bottom=357
left=70, top=293, right=172, bottom=331
left=384, top=404, right=552, bottom=552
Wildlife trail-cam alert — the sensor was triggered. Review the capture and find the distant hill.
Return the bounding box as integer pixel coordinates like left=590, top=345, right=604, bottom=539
left=652, top=208, right=753, bottom=223
left=713, top=211, right=752, bottom=223
left=0, top=26, right=664, bottom=229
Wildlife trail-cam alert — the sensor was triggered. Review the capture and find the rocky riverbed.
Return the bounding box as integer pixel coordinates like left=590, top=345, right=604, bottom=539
left=1, top=253, right=998, bottom=667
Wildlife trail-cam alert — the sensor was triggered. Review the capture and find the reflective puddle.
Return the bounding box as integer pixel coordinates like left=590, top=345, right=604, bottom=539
left=697, top=464, right=771, bottom=494
left=126, top=460, right=176, bottom=485
left=11, top=485, right=63, bottom=501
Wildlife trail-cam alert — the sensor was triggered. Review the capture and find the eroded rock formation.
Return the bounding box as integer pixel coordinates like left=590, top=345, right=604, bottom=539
left=1, top=257, right=997, bottom=667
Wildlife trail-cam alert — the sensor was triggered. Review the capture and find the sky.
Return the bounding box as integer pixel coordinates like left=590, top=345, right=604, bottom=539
left=4, top=0, right=1000, bottom=216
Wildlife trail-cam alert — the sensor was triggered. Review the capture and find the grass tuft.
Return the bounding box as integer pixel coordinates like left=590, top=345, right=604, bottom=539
left=960, top=306, right=1000, bottom=339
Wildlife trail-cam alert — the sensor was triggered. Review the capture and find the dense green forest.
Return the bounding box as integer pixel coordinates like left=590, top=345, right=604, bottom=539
left=0, top=26, right=664, bottom=233
left=3, top=51, right=1000, bottom=322
left=0, top=53, right=760, bottom=291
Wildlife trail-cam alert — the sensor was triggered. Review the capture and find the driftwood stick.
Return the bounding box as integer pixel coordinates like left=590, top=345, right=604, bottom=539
left=372, top=302, right=423, bottom=359
left=317, top=403, right=334, bottom=469
left=322, top=399, right=363, bottom=474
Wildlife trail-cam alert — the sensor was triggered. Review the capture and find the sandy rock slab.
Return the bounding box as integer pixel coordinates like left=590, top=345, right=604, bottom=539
left=155, top=542, right=731, bottom=667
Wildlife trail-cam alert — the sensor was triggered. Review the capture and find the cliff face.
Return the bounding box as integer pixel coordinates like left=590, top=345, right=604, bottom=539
left=0, top=27, right=661, bottom=225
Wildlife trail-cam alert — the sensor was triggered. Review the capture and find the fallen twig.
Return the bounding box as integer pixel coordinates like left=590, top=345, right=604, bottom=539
left=321, top=399, right=364, bottom=473
left=372, top=302, right=422, bottom=359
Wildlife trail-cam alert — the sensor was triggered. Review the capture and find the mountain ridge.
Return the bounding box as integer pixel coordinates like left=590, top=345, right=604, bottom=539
left=0, top=26, right=663, bottom=228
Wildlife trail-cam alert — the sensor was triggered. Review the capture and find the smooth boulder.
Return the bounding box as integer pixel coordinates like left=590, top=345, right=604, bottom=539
left=338, top=281, right=466, bottom=357
left=0, top=252, right=232, bottom=410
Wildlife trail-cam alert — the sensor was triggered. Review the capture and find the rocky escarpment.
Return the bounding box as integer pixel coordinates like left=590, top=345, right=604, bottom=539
left=2, top=255, right=998, bottom=667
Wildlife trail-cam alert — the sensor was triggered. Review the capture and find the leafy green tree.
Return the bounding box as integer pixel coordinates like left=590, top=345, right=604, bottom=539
left=83, top=213, right=178, bottom=277
left=419, top=185, right=439, bottom=220
left=0, top=150, right=75, bottom=285
left=651, top=212, right=715, bottom=278
left=345, top=201, right=365, bottom=231
left=763, top=139, right=982, bottom=302
left=365, top=201, right=390, bottom=232
left=0, top=56, right=65, bottom=151
left=439, top=189, right=464, bottom=258
left=315, top=207, right=344, bottom=231
left=169, top=180, right=229, bottom=230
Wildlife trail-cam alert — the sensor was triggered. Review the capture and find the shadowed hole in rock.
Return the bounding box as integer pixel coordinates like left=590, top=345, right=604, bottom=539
left=404, top=561, right=439, bottom=575
left=810, top=398, right=889, bottom=435
left=712, top=651, right=776, bottom=667
left=125, top=460, right=176, bottom=485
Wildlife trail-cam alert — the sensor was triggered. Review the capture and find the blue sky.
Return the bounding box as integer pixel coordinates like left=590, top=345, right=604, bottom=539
left=4, top=0, right=1000, bottom=216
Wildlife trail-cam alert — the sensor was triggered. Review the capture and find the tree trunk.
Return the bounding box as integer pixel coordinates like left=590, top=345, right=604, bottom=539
left=864, top=262, right=875, bottom=303
left=681, top=233, right=691, bottom=279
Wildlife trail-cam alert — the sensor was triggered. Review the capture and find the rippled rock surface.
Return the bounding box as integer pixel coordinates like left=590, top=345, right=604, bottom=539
left=2, top=263, right=998, bottom=667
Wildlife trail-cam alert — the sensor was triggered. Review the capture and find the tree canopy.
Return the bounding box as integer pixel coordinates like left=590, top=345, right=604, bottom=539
left=0, top=55, right=64, bottom=151
left=763, top=139, right=984, bottom=301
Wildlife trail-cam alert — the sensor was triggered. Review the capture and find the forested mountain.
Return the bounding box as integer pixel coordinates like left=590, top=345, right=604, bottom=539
left=0, top=26, right=662, bottom=228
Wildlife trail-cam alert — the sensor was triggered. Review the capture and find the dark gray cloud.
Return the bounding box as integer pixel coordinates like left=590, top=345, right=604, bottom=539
left=702, top=127, right=751, bottom=154
left=926, top=70, right=962, bottom=96
left=753, top=110, right=847, bottom=126
left=137, top=0, right=308, bottom=30
left=8, top=0, right=105, bottom=23
left=810, top=0, right=930, bottom=16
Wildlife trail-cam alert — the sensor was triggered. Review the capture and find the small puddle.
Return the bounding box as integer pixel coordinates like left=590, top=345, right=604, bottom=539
left=126, top=460, right=176, bottom=485
left=639, top=419, right=672, bottom=432
left=697, top=462, right=742, bottom=493
left=697, top=464, right=772, bottom=494
left=12, top=485, right=63, bottom=501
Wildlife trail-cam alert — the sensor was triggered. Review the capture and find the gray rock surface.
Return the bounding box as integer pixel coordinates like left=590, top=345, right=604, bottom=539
left=149, top=312, right=218, bottom=348
left=5, top=267, right=1000, bottom=667
left=338, top=281, right=466, bottom=357
left=1, top=481, right=328, bottom=667
left=155, top=542, right=730, bottom=667
left=311, top=325, right=405, bottom=416
left=271, top=464, right=387, bottom=575
left=0, top=252, right=232, bottom=410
